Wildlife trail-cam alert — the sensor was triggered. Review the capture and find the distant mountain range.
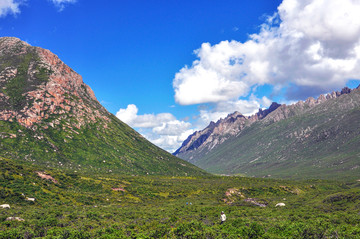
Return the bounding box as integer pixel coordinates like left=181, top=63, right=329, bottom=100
left=174, top=85, right=360, bottom=180
left=0, top=37, right=207, bottom=176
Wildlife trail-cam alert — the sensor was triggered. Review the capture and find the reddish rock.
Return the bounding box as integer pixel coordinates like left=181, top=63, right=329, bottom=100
left=111, top=187, right=126, bottom=192
left=0, top=37, right=111, bottom=130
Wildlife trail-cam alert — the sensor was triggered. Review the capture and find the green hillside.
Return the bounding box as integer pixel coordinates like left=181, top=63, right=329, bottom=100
left=0, top=115, right=207, bottom=176
left=1, top=157, right=360, bottom=238
left=182, top=90, right=360, bottom=180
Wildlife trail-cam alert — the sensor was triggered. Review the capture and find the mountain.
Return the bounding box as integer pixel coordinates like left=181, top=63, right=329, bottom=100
left=174, top=86, right=360, bottom=180
left=0, top=37, right=207, bottom=176
left=173, top=102, right=282, bottom=158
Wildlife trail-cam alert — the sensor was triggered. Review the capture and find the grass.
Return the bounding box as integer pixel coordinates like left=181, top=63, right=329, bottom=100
left=1, top=157, right=360, bottom=238
left=0, top=117, right=208, bottom=176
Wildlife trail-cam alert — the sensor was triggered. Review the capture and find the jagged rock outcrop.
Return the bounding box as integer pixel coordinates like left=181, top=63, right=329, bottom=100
left=341, top=87, right=351, bottom=95
left=0, top=37, right=207, bottom=176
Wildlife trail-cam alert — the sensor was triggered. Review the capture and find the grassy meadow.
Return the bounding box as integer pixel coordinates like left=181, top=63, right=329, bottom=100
left=1, top=157, right=360, bottom=238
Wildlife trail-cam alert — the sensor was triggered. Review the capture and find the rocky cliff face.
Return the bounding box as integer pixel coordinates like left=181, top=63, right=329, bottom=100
left=174, top=87, right=355, bottom=164
left=0, top=37, right=207, bottom=176
left=0, top=37, right=109, bottom=131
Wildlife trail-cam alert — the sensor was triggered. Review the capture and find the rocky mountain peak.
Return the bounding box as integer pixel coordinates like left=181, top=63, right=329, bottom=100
left=0, top=37, right=109, bottom=130
left=255, top=102, right=281, bottom=120
left=0, top=37, right=30, bottom=52
left=227, top=111, right=243, bottom=118
left=208, top=121, right=217, bottom=128
left=341, top=87, right=351, bottom=95
left=225, top=111, right=244, bottom=122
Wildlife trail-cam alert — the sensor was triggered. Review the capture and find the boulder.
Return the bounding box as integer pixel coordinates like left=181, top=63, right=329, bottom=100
left=6, top=217, right=24, bottom=221
left=0, top=204, right=10, bottom=209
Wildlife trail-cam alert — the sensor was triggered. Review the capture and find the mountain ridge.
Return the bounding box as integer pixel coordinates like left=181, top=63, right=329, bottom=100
left=174, top=85, right=360, bottom=179
left=173, top=102, right=283, bottom=157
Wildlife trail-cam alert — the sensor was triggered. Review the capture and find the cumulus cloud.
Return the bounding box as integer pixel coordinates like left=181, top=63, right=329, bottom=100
left=0, top=0, right=76, bottom=16
left=173, top=41, right=250, bottom=105
left=173, top=0, right=360, bottom=104
left=51, top=0, right=76, bottom=11
left=145, top=129, right=195, bottom=153
left=116, top=104, right=193, bottom=152
left=0, top=0, right=23, bottom=17
left=153, top=120, right=192, bottom=136
left=116, top=104, right=175, bottom=128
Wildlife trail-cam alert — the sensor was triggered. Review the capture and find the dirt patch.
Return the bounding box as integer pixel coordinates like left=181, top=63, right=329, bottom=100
left=244, top=198, right=267, bottom=207
left=223, top=188, right=245, bottom=204
left=36, top=171, right=58, bottom=184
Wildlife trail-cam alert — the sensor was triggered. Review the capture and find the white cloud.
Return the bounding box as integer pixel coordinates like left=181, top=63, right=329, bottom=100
left=278, top=0, right=360, bottom=44
left=116, top=104, right=175, bottom=128
left=145, top=129, right=195, bottom=153
left=153, top=120, right=191, bottom=136
left=51, top=0, right=76, bottom=11
left=0, top=0, right=76, bottom=16
left=0, top=0, right=23, bottom=17
left=173, top=0, right=360, bottom=105
left=260, top=96, right=272, bottom=108
left=173, top=41, right=250, bottom=105
left=116, top=104, right=193, bottom=152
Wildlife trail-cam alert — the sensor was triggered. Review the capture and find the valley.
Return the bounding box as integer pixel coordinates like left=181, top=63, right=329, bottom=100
left=1, top=157, right=360, bottom=238
left=1, top=35, right=360, bottom=238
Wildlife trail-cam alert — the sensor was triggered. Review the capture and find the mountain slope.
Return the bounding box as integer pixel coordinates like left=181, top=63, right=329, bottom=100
left=0, top=37, right=207, bottom=176
left=175, top=87, right=360, bottom=180
left=174, top=102, right=282, bottom=163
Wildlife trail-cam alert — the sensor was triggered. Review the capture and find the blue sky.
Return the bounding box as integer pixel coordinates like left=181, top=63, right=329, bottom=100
left=1, top=0, right=360, bottom=152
